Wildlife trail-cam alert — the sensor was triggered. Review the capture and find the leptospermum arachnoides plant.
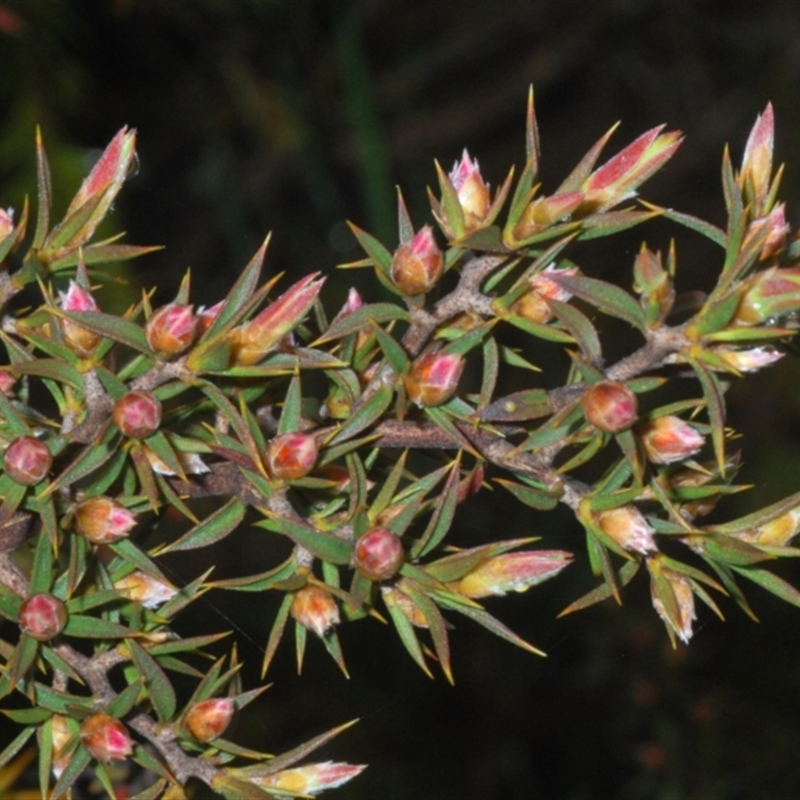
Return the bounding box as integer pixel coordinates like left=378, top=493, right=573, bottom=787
left=0, top=90, right=799, bottom=798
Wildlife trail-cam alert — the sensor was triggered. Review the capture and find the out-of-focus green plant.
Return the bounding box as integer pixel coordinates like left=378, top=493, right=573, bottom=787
left=0, top=90, right=799, bottom=798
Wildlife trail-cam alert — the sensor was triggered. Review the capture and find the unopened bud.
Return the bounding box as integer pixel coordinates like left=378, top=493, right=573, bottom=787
left=355, top=528, right=404, bottom=582
left=405, top=352, right=464, bottom=407
left=196, top=300, right=225, bottom=334
left=756, top=204, right=790, bottom=261
left=3, top=436, right=52, bottom=486
left=74, top=496, right=137, bottom=544
left=48, top=714, right=72, bottom=779
left=59, top=280, right=101, bottom=357
left=716, top=346, right=784, bottom=373
left=638, top=415, right=705, bottom=464
left=595, top=505, right=657, bottom=554
left=184, top=697, right=235, bottom=742
left=0, top=370, right=16, bottom=396
left=456, top=550, right=572, bottom=598
left=113, top=390, right=162, bottom=438
left=0, top=207, right=14, bottom=241
left=18, top=593, right=67, bottom=641
left=739, top=104, right=774, bottom=213
left=146, top=302, right=197, bottom=358
left=381, top=583, right=428, bottom=628
left=80, top=713, right=133, bottom=763
left=390, top=226, right=444, bottom=296
left=581, top=380, right=638, bottom=433
left=739, top=506, right=800, bottom=546
left=254, top=762, right=366, bottom=796
left=267, top=432, right=318, bottom=481
left=290, top=585, right=339, bottom=638
left=648, top=557, right=696, bottom=644
left=511, top=191, right=584, bottom=241
left=735, top=266, right=800, bottom=326
left=114, top=571, right=176, bottom=608
left=449, top=149, right=491, bottom=231
left=512, top=263, right=579, bottom=323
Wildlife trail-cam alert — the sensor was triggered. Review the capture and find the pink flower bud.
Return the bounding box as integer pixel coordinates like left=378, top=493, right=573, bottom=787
left=354, top=528, right=404, bottom=582
left=146, top=302, right=197, bottom=358
left=74, top=496, right=137, bottom=544
left=0, top=370, right=16, bottom=396
left=113, top=390, right=162, bottom=438
left=512, top=263, right=579, bottom=323
left=59, top=280, right=101, bottom=357
left=390, top=226, right=444, bottom=296
left=739, top=104, right=774, bottom=212
left=330, top=287, right=364, bottom=325
left=18, top=593, right=68, bottom=641
left=231, top=274, right=324, bottom=366
left=512, top=191, right=584, bottom=241
left=735, top=266, right=800, bottom=325
left=756, top=204, right=790, bottom=261
left=716, top=346, right=784, bottom=373
left=581, top=380, right=638, bottom=433
left=3, top=436, right=52, bottom=486
left=405, top=352, right=464, bottom=407
left=267, top=432, right=318, bottom=481
left=196, top=300, right=225, bottom=334
left=290, top=585, right=339, bottom=638
left=456, top=550, right=572, bottom=598
left=0, top=207, right=14, bottom=241
left=184, top=697, right=235, bottom=742
left=80, top=713, right=133, bottom=763
left=382, top=581, right=428, bottom=627
left=595, top=506, right=657, bottom=554
left=48, top=714, right=72, bottom=779
left=254, top=762, right=366, bottom=795
left=581, top=126, right=682, bottom=212
left=449, top=149, right=491, bottom=231
left=113, top=571, right=176, bottom=608
left=637, top=415, right=705, bottom=464
left=648, top=557, right=696, bottom=644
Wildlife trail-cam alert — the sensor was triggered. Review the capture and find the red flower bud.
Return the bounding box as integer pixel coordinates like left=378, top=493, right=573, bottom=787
left=291, top=585, right=339, bottom=638
left=59, top=280, right=101, bottom=357
left=80, top=713, right=133, bottom=763
left=405, top=352, right=464, bottom=407
left=581, top=380, right=638, bottom=433
left=267, top=432, right=318, bottom=481
left=735, top=266, right=800, bottom=326
left=0, top=370, right=16, bottom=396
left=74, top=496, right=137, bottom=544
left=456, top=550, right=572, bottom=598
left=146, top=302, right=197, bottom=358
left=184, top=697, right=235, bottom=742
left=390, top=226, right=444, bottom=296
left=355, top=528, right=404, bottom=581
left=196, top=300, right=225, bottom=334
left=638, top=415, right=705, bottom=464
left=113, top=390, right=162, bottom=438
left=18, top=593, right=68, bottom=641
left=4, top=436, right=52, bottom=486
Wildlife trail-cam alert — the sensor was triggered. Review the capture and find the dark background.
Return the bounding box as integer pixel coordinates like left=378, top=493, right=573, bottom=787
left=4, top=1, right=800, bottom=798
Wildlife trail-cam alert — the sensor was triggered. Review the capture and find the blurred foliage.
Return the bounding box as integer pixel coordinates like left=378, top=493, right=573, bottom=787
left=2, top=0, right=800, bottom=797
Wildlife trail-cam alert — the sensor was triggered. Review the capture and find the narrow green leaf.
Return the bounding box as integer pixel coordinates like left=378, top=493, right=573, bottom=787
left=413, top=457, right=461, bottom=558
left=29, top=524, right=53, bottom=593
left=401, top=580, right=453, bottom=683
left=347, top=221, right=394, bottom=273
left=277, top=373, right=302, bottom=435
left=479, top=388, right=552, bottom=423
left=63, top=615, right=132, bottom=638
left=371, top=321, right=410, bottom=374
left=54, top=309, right=150, bottom=353
left=316, top=302, right=410, bottom=343
left=330, top=382, right=393, bottom=445
left=690, top=358, right=727, bottom=474
left=0, top=726, right=35, bottom=771
left=495, top=478, right=559, bottom=511
left=128, top=640, right=177, bottom=722
left=552, top=274, right=645, bottom=330
left=256, top=515, right=352, bottom=565
left=383, top=588, right=433, bottom=678
left=160, top=497, right=246, bottom=554
left=105, top=678, right=144, bottom=719
left=733, top=566, right=800, bottom=610
left=547, top=299, right=602, bottom=361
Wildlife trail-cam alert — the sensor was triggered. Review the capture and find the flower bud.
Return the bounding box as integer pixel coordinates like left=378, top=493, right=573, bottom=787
left=739, top=104, right=774, bottom=213
left=114, top=571, right=176, bottom=608
left=581, top=380, right=638, bottom=433
left=595, top=505, right=657, bottom=554
left=355, top=528, right=404, bottom=582
left=184, top=697, right=235, bottom=742
left=0, top=207, right=14, bottom=242
left=3, top=436, right=52, bottom=486
left=267, top=432, right=318, bottom=481
left=756, top=204, right=790, bottom=261
left=511, top=191, right=584, bottom=242
left=405, top=352, right=464, bottom=407
left=48, top=714, right=73, bottom=779
left=648, top=557, right=696, bottom=644
left=735, top=266, right=800, bottom=326
left=511, top=263, right=579, bottom=323
left=59, top=280, right=101, bottom=357
left=146, top=302, right=197, bottom=358
left=18, top=593, right=67, bottom=641
left=456, top=550, right=572, bottom=598
left=290, top=585, right=339, bottom=638
left=449, top=149, right=491, bottom=231
left=390, top=226, right=444, bottom=296
left=637, top=415, right=705, bottom=464
left=80, top=713, right=133, bottom=763
left=716, top=346, right=784, bottom=373
left=196, top=300, right=225, bottom=334
left=254, top=762, right=366, bottom=795
left=737, top=506, right=800, bottom=546
left=74, top=496, right=137, bottom=544
left=381, top=584, right=429, bottom=628
left=113, top=390, right=162, bottom=438
left=0, top=369, right=16, bottom=396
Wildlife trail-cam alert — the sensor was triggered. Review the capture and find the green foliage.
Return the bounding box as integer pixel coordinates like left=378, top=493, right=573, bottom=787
left=0, top=92, right=799, bottom=796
